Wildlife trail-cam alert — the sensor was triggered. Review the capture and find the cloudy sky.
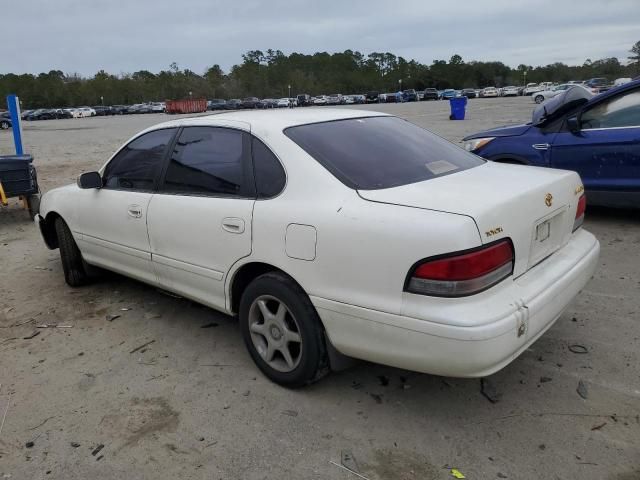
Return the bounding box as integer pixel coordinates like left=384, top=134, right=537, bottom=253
left=3, top=0, right=639, bottom=75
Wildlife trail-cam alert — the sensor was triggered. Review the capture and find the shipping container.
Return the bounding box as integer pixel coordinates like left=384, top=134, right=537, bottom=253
left=165, top=98, right=207, bottom=114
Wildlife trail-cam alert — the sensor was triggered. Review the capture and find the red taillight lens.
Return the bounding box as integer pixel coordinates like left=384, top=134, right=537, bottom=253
left=406, top=239, right=514, bottom=297
left=573, top=194, right=586, bottom=231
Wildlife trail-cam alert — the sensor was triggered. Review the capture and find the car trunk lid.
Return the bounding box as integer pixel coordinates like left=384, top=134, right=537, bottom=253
left=358, top=162, right=583, bottom=277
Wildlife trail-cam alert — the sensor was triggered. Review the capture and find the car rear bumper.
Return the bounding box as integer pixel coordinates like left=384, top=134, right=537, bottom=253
left=312, top=229, right=599, bottom=377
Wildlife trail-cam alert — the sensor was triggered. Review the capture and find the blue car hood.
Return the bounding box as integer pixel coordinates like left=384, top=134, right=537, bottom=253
left=463, top=123, right=531, bottom=140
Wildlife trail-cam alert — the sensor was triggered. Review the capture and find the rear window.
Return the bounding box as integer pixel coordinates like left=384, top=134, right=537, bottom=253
left=285, top=116, right=484, bottom=190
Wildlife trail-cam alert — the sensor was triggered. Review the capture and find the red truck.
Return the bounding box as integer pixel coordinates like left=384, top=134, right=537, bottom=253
left=165, top=98, right=207, bottom=114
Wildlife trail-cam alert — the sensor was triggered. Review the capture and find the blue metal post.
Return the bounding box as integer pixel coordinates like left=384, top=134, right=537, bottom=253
left=6, top=94, right=24, bottom=155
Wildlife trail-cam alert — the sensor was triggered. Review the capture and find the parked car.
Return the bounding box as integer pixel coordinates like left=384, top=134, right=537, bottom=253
left=63, top=108, right=81, bottom=118
left=463, top=80, right=640, bottom=207
left=585, top=77, right=611, bottom=93
left=24, top=109, right=53, bottom=121
left=296, top=94, right=312, bottom=107
left=52, top=108, right=72, bottom=119
left=365, top=91, right=379, bottom=103
left=241, top=97, right=260, bottom=109
left=111, top=105, right=129, bottom=115
left=501, top=86, right=519, bottom=97
left=531, top=84, right=586, bottom=104
left=461, top=88, right=477, bottom=99
left=313, top=96, right=327, bottom=106
left=36, top=108, right=599, bottom=387
left=402, top=89, right=418, bottom=102
left=149, top=102, right=166, bottom=113
left=343, top=95, right=355, bottom=105
left=383, top=92, right=400, bottom=103
left=76, top=107, right=96, bottom=117
left=0, top=114, right=11, bottom=129
left=92, top=106, right=115, bottom=116
left=224, top=99, right=242, bottom=110
left=422, top=88, right=439, bottom=100
left=208, top=99, right=227, bottom=110
left=326, top=94, right=343, bottom=105
left=441, top=89, right=456, bottom=100
left=523, top=83, right=542, bottom=96
left=352, top=94, right=366, bottom=104
left=614, top=78, right=632, bottom=86
left=256, top=99, right=276, bottom=109
left=481, top=87, right=498, bottom=98
left=276, top=98, right=290, bottom=108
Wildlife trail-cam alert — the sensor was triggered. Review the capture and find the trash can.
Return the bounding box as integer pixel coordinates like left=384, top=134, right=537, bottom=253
left=449, top=96, right=467, bottom=120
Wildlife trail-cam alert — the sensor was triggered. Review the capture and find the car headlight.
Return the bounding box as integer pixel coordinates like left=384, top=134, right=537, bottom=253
left=464, top=137, right=495, bottom=152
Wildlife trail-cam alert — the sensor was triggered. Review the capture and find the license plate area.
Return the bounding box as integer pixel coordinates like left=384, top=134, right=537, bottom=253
left=536, top=220, right=551, bottom=243
left=529, top=209, right=567, bottom=268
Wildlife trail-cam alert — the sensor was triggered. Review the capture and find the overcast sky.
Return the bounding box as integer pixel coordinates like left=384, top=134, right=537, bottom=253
left=3, top=0, right=639, bottom=76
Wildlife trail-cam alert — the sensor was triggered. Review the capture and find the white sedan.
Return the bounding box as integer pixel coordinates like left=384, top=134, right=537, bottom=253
left=481, top=87, right=499, bottom=97
left=501, top=86, right=519, bottom=96
left=532, top=84, right=593, bottom=104
left=35, top=109, right=599, bottom=386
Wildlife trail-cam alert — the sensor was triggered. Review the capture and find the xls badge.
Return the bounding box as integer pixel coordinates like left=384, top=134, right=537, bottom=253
left=545, top=193, right=553, bottom=207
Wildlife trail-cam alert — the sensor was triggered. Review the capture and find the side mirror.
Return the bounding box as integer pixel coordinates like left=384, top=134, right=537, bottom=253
left=77, top=171, right=102, bottom=189
left=566, top=115, right=580, bottom=133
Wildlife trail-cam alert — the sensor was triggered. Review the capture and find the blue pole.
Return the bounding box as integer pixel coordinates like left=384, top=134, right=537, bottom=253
left=6, top=94, right=24, bottom=155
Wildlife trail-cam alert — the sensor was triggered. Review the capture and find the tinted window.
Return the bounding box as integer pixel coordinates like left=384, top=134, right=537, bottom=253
left=161, top=127, right=251, bottom=197
left=103, top=128, right=176, bottom=190
left=285, top=116, right=483, bottom=190
left=252, top=138, right=286, bottom=198
left=581, top=89, right=640, bottom=129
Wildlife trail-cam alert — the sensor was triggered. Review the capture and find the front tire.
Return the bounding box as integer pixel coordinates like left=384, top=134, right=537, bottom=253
left=239, top=272, right=328, bottom=387
left=534, top=95, right=545, bottom=103
left=54, top=218, right=90, bottom=287
left=0, top=120, right=9, bottom=130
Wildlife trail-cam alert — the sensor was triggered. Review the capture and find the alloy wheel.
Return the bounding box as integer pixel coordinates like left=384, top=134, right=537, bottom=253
left=248, top=295, right=303, bottom=373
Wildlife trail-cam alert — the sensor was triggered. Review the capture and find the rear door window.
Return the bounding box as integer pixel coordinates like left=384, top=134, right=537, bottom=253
left=160, top=126, right=254, bottom=197
left=285, top=116, right=483, bottom=190
left=252, top=137, right=286, bottom=198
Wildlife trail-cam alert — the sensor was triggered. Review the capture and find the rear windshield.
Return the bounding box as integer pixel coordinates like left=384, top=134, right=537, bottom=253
left=285, top=116, right=484, bottom=190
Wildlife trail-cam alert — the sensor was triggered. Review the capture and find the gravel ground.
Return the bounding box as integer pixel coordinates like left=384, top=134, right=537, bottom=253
left=1, top=97, right=639, bottom=480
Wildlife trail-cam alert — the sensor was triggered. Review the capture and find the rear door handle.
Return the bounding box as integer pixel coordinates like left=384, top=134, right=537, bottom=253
left=127, top=205, right=143, bottom=218
left=222, top=217, right=245, bottom=234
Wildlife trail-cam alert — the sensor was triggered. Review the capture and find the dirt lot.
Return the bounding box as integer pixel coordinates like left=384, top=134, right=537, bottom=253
left=1, top=98, right=639, bottom=480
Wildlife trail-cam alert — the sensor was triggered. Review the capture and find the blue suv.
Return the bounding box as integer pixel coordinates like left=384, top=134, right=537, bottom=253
left=463, top=80, right=640, bottom=208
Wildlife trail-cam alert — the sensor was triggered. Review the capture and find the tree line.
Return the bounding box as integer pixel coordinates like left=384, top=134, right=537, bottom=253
left=2, top=42, right=639, bottom=109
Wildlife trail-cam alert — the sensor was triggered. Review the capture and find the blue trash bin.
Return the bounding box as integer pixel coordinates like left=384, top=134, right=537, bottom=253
left=449, top=96, right=467, bottom=120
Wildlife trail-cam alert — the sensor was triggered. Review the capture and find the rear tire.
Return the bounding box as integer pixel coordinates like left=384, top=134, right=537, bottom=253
left=239, top=272, right=328, bottom=387
left=0, top=120, right=9, bottom=129
left=54, top=218, right=90, bottom=287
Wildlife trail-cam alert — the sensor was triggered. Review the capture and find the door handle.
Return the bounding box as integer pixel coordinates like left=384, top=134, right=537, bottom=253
left=222, top=217, right=245, bottom=234
left=127, top=205, right=143, bottom=218
left=532, top=143, right=550, bottom=150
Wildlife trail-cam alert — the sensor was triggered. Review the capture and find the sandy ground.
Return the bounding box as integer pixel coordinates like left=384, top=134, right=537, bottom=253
left=0, top=98, right=639, bottom=480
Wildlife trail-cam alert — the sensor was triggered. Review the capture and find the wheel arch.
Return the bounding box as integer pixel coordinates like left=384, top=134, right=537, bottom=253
left=40, top=211, right=63, bottom=249
left=228, top=261, right=307, bottom=315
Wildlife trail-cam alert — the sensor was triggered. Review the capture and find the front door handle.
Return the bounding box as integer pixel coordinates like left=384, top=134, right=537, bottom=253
left=222, top=217, right=245, bottom=234
left=127, top=204, right=143, bottom=218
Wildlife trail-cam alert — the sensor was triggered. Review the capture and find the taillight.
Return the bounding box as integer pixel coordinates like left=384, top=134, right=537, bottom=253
left=405, top=239, right=514, bottom=297
left=573, top=194, right=586, bottom=232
